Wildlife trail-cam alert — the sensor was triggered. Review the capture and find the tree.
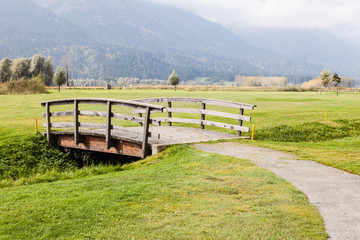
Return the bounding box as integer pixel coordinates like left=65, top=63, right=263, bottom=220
left=332, top=73, right=341, bottom=96
left=44, top=57, right=54, bottom=86
left=168, top=70, right=180, bottom=91
left=53, top=67, right=66, bottom=92
left=0, top=58, right=12, bottom=82
left=61, top=54, right=72, bottom=86
left=11, top=58, right=30, bottom=80
left=29, top=54, right=45, bottom=77
left=320, top=69, right=332, bottom=93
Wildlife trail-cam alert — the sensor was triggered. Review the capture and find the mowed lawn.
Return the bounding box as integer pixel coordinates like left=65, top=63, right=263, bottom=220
left=1, top=88, right=359, bottom=239
left=0, top=146, right=327, bottom=239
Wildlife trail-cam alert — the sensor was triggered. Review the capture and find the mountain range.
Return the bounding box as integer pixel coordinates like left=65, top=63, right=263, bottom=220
left=0, top=0, right=359, bottom=83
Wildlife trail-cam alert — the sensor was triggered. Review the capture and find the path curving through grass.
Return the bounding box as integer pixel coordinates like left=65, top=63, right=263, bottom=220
left=194, top=142, right=360, bottom=240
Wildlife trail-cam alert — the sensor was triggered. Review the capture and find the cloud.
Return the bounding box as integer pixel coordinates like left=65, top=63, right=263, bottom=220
left=145, top=0, right=360, bottom=32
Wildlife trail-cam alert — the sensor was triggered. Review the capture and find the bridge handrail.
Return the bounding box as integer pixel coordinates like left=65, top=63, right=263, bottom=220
left=133, top=97, right=256, bottom=136
left=133, top=97, right=256, bottom=110
left=41, top=98, right=164, bottom=158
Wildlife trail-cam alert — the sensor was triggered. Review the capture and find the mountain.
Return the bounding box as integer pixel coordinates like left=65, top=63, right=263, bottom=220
left=0, top=0, right=333, bottom=82
left=0, top=0, right=88, bottom=57
left=235, top=27, right=360, bottom=77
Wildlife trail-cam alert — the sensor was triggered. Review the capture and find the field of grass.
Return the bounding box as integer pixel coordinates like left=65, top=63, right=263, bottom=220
left=1, top=88, right=359, bottom=239
left=0, top=146, right=327, bottom=239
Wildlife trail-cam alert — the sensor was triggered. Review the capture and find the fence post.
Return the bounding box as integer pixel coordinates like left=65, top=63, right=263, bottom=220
left=201, top=103, right=206, bottom=129
left=238, top=108, right=244, bottom=136
left=168, top=101, right=172, bottom=126
left=142, top=107, right=151, bottom=158
left=106, top=101, right=112, bottom=149
left=74, top=100, right=79, bottom=145
left=46, top=102, right=51, bottom=143
left=138, top=112, right=143, bottom=126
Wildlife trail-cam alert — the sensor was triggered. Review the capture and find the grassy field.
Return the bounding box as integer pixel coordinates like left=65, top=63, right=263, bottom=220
left=0, top=146, right=327, bottom=239
left=1, top=88, right=359, bottom=239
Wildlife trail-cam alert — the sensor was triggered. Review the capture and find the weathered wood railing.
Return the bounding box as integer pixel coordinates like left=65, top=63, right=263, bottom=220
left=133, top=97, right=256, bottom=136
left=41, top=98, right=164, bottom=158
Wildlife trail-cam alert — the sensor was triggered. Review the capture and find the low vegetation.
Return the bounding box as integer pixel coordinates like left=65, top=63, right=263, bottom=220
left=0, top=78, right=47, bottom=95
left=0, top=145, right=327, bottom=239
left=255, top=119, right=360, bottom=142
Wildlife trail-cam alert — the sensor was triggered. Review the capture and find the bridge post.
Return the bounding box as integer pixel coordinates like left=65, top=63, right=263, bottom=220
left=74, top=100, right=79, bottom=145
left=238, top=108, right=244, bottom=136
left=201, top=103, right=206, bottom=129
left=46, top=102, right=51, bottom=143
left=142, top=107, right=151, bottom=158
left=106, top=101, right=112, bottom=149
left=168, top=101, right=172, bottom=126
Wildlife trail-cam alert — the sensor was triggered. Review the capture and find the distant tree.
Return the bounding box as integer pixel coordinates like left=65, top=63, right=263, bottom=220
left=320, top=69, right=332, bottom=93
left=0, top=58, right=12, bottom=82
left=332, top=73, right=341, bottom=96
left=44, top=57, right=54, bottom=86
left=53, top=67, right=66, bottom=92
left=11, top=58, right=30, bottom=80
left=168, top=70, right=180, bottom=91
left=29, top=54, right=45, bottom=77
left=61, top=54, right=72, bottom=86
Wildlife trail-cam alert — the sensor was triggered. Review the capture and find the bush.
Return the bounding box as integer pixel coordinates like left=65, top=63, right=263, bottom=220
left=255, top=119, right=360, bottom=142
left=0, top=77, right=47, bottom=95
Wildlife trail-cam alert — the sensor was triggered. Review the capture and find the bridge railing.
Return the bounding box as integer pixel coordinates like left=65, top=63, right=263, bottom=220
left=133, top=97, right=256, bottom=136
left=41, top=98, right=164, bottom=158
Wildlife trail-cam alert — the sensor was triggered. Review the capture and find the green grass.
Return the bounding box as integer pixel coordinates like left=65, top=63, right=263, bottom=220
left=0, top=145, right=327, bottom=239
left=1, top=88, right=359, bottom=238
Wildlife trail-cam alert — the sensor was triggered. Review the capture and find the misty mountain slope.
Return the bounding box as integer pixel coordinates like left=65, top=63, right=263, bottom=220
left=237, top=28, right=360, bottom=68
left=32, top=0, right=260, bottom=56
left=0, top=0, right=88, bottom=56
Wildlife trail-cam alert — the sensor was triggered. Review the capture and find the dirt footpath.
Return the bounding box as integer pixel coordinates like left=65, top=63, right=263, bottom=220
left=193, top=142, right=360, bottom=240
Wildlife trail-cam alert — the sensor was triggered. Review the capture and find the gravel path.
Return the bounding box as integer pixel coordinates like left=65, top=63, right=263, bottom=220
left=193, top=142, right=360, bottom=240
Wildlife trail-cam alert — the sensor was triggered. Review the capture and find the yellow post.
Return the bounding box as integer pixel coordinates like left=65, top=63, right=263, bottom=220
left=35, top=118, right=38, bottom=134
left=325, top=111, right=328, bottom=122
left=251, top=123, right=255, bottom=141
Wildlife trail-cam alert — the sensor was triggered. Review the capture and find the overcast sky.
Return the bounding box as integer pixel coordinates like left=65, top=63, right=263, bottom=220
left=146, top=0, right=360, bottom=40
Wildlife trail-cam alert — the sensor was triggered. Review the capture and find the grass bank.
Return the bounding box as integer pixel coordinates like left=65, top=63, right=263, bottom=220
left=0, top=145, right=327, bottom=239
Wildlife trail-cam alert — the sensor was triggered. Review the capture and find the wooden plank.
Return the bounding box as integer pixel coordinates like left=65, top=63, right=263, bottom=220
left=106, top=101, right=112, bottom=149
left=79, top=122, right=107, bottom=129
left=168, top=101, right=172, bottom=126
left=74, top=100, right=79, bottom=145
left=167, top=108, right=251, bottom=121
left=80, top=111, right=107, bottom=117
left=42, top=111, right=74, bottom=117
left=41, top=98, right=164, bottom=110
left=45, top=122, right=75, bottom=128
left=142, top=107, right=151, bottom=158
left=46, top=102, right=51, bottom=143
left=138, top=113, right=143, bottom=127
left=53, top=134, right=143, bottom=157
left=153, top=118, right=250, bottom=132
left=133, top=97, right=255, bottom=110
left=133, top=108, right=251, bottom=122
left=238, top=108, right=244, bottom=136
left=201, top=103, right=206, bottom=129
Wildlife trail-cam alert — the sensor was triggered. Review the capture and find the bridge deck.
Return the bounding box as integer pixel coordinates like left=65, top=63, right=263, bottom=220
left=49, top=126, right=241, bottom=158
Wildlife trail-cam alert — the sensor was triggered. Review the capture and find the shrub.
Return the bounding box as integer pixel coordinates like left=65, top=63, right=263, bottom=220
left=0, top=77, right=47, bottom=95
left=255, top=119, right=360, bottom=142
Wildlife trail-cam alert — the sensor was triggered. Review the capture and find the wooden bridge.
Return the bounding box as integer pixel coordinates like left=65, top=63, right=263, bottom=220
left=41, top=97, right=256, bottom=158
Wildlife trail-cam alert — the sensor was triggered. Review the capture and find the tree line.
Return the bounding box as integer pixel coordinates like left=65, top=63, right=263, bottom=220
left=0, top=54, right=54, bottom=85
